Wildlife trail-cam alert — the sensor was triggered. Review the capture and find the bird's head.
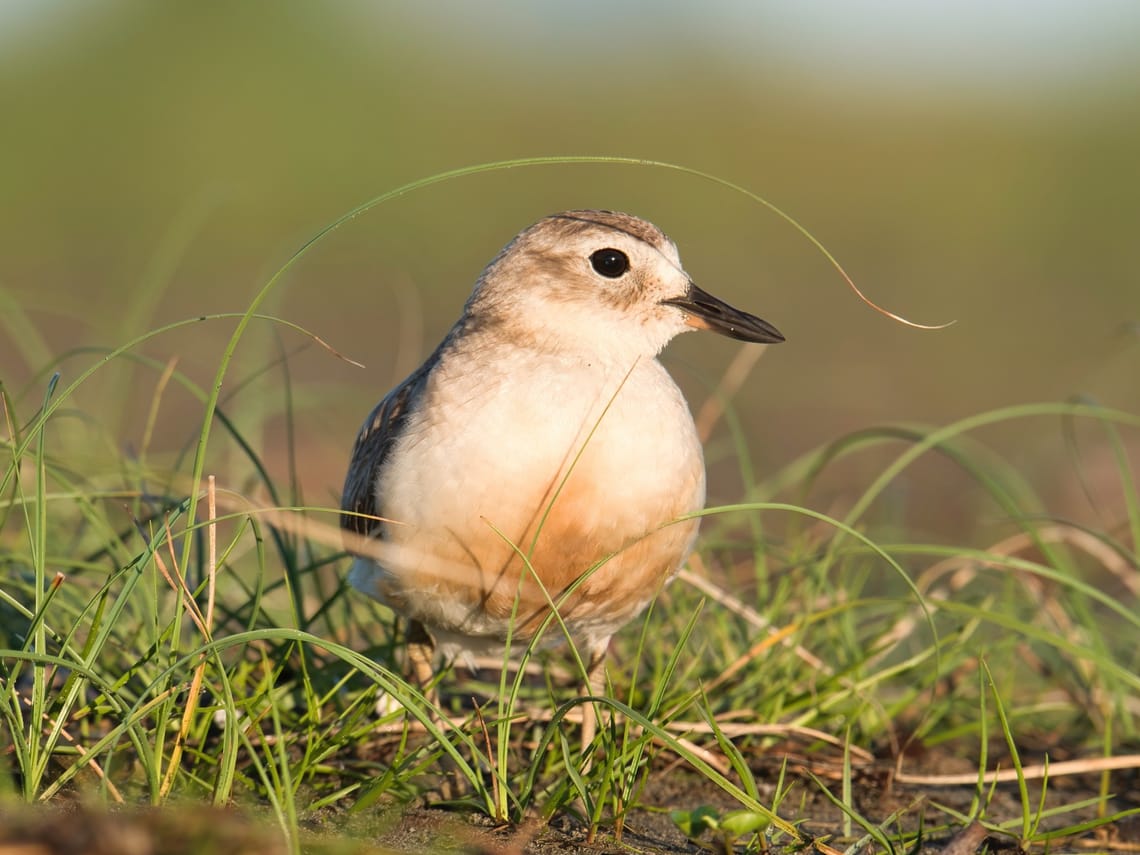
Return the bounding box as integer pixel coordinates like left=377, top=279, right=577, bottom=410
left=465, top=210, right=784, bottom=362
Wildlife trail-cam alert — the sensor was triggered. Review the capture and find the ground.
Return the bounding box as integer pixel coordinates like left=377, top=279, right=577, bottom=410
left=3, top=746, right=1137, bottom=854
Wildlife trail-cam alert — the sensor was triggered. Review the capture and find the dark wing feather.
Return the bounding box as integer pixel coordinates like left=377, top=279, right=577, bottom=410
left=340, top=353, right=439, bottom=541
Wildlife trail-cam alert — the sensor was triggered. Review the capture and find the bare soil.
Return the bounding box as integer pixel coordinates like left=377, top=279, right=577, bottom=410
left=5, top=747, right=1137, bottom=855
left=355, top=754, right=1140, bottom=855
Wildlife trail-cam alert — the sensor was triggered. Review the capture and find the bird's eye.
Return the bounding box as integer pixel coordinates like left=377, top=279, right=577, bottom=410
left=589, top=248, right=630, bottom=279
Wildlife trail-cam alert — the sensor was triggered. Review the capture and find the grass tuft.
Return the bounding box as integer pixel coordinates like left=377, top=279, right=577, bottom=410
left=2, top=163, right=1139, bottom=851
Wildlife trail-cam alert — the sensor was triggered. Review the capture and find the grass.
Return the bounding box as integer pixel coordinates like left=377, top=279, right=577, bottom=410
left=4, top=341, right=1138, bottom=854
left=2, top=171, right=1139, bottom=852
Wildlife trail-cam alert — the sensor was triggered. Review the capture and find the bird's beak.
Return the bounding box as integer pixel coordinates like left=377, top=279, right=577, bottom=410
left=661, top=283, right=785, bottom=344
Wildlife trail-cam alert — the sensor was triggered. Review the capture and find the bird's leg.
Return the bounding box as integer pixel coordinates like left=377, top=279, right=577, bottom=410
left=405, top=618, right=438, bottom=707
left=404, top=618, right=460, bottom=800
left=580, top=641, right=609, bottom=752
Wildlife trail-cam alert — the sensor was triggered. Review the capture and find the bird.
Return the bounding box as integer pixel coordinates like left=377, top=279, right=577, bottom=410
left=340, top=210, right=784, bottom=726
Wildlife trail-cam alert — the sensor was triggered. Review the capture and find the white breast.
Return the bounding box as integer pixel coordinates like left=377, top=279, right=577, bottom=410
left=353, top=343, right=706, bottom=652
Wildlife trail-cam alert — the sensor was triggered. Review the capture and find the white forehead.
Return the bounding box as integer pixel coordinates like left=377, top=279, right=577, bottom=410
left=522, top=210, right=682, bottom=267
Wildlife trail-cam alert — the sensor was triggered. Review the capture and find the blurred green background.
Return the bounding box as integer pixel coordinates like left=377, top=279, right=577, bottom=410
left=2, top=2, right=1138, bottom=538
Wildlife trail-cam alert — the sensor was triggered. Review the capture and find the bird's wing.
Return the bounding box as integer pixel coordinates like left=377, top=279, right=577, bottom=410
left=340, top=353, right=438, bottom=541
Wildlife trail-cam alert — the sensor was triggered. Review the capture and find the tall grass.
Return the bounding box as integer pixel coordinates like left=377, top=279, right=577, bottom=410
left=2, top=164, right=1139, bottom=852
left=4, top=309, right=1138, bottom=852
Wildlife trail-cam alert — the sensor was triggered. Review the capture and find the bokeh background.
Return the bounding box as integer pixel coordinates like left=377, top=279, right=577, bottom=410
left=2, top=2, right=1138, bottom=540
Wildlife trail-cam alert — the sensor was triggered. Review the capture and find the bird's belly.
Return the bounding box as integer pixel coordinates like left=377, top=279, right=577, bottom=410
left=354, top=359, right=705, bottom=649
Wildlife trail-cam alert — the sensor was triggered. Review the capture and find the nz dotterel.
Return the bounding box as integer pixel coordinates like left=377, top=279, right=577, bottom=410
left=341, top=210, right=784, bottom=707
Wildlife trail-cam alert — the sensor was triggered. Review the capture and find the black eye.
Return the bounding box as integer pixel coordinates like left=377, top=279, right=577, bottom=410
left=589, top=248, right=629, bottom=279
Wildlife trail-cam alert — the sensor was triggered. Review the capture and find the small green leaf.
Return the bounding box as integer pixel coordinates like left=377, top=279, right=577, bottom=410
left=670, top=805, right=722, bottom=837
left=719, top=809, right=771, bottom=836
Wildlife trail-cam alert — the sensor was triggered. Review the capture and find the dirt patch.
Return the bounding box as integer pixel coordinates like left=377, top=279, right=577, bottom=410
left=345, top=753, right=1140, bottom=854
left=2, top=751, right=1137, bottom=854
left=0, top=802, right=290, bottom=855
